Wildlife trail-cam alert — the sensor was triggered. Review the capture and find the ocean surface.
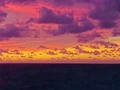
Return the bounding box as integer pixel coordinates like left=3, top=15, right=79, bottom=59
left=0, top=64, right=120, bottom=90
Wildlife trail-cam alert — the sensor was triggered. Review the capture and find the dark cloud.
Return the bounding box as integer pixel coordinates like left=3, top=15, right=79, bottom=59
left=50, top=0, right=74, bottom=6
left=45, top=25, right=66, bottom=36
left=89, top=7, right=118, bottom=21
left=76, top=0, right=91, bottom=2
left=46, top=18, right=94, bottom=36
left=36, top=7, right=74, bottom=24
left=67, top=18, right=94, bottom=33
left=116, top=0, right=120, bottom=12
left=99, top=21, right=116, bottom=29
left=0, top=24, right=36, bottom=40
left=0, top=10, right=7, bottom=23
left=42, top=0, right=93, bottom=6
left=89, top=0, right=119, bottom=29
left=6, top=0, right=37, bottom=5
left=0, top=24, right=27, bottom=39
left=77, top=32, right=101, bottom=42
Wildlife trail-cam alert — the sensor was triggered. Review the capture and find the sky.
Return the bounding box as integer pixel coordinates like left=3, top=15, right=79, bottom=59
left=0, top=0, right=120, bottom=63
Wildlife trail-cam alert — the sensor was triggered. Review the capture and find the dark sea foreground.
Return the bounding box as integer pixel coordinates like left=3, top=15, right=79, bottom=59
left=0, top=64, right=120, bottom=90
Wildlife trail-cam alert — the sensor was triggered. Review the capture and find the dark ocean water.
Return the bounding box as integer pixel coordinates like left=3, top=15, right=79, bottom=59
left=0, top=64, right=120, bottom=90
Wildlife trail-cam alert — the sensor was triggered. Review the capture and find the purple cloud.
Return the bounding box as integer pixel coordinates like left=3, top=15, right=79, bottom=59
left=0, top=24, right=27, bottom=39
left=0, top=24, right=36, bottom=40
left=89, top=0, right=119, bottom=29
left=46, top=18, right=94, bottom=36
left=99, top=21, right=116, bottom=29
left=42, top=0, right=93, bottom=6
left=76, top=0, right=91, bottom=3
left=30, top=7, right=95, bottom=36
left=36, top=7, right=74, bottom=24
left=89, top=7, right=118, bottom=21
left=116, top=0, right=120, bottom=12
left=0, top=0, right=5, bottom=6
left=6, top=0, right=37, bottom=5
left=77, top=32, right=101, bottom=42
left=50, top=0, right=74, bottom=6
left=0, top=10, right=7, bottom=23
left=112, top=28, right=120, bottom=36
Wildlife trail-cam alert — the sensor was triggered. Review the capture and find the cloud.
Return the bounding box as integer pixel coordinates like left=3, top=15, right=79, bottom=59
left=6, top=0, right=37, bottom=5
left=46, top=18, right=94, bottom=36
left=59, top=48, right=76, bottom=55
left=27, top=0, right=120, bottom=37
left=73, top=46, right=84, bottom=53
left=37, top=45, right=48, bottom=49
left=77, top=32, right=102, bottom=42
left=11, top=50, right=21, bottom=54
left=112, top=28, right=120, bottom=36
left=89, top=0, right=119, bottom=29
left=93, top=50, right=100, bottom=55
left=99, top=21, right=116, bottom=29
left=95, top=41, right=119, bottom=48
left=0, top=24, right=27, bottom=40
left=0, top=10, right=7, bottom=23
left=59, top=49, right=68, bottom=54
left=35, top=7, right=74, bottom=24
left=0, top=24, right=36, bottom=40
left=48, top=0, right=74, bottom=6
left=30, top=7, right=95, bottom=36
left=73, top=45, right=92, bottom=54
left=42, top=0, right=92, bottom=6
left=0, top=0, right=5, bottom=6
left=0, top=0, right=39, bottom=7
left=90, top=45, right=100, bottom=49
left=0, top=49, right=8, bottom=55
left=47, top=51, right=56, bottom=55
left=116, top=0, right=120, bottom=12
left=89, top=6, right=117, bottom=21
left=76, top=0, right=91, bottom=3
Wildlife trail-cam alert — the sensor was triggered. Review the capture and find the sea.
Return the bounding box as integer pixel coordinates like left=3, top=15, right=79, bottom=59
left=0, top=64, right=120, bottom=90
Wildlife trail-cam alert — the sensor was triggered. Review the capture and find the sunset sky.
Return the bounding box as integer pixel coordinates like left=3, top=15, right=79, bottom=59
left=0, top=0, right=120, bottom=63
